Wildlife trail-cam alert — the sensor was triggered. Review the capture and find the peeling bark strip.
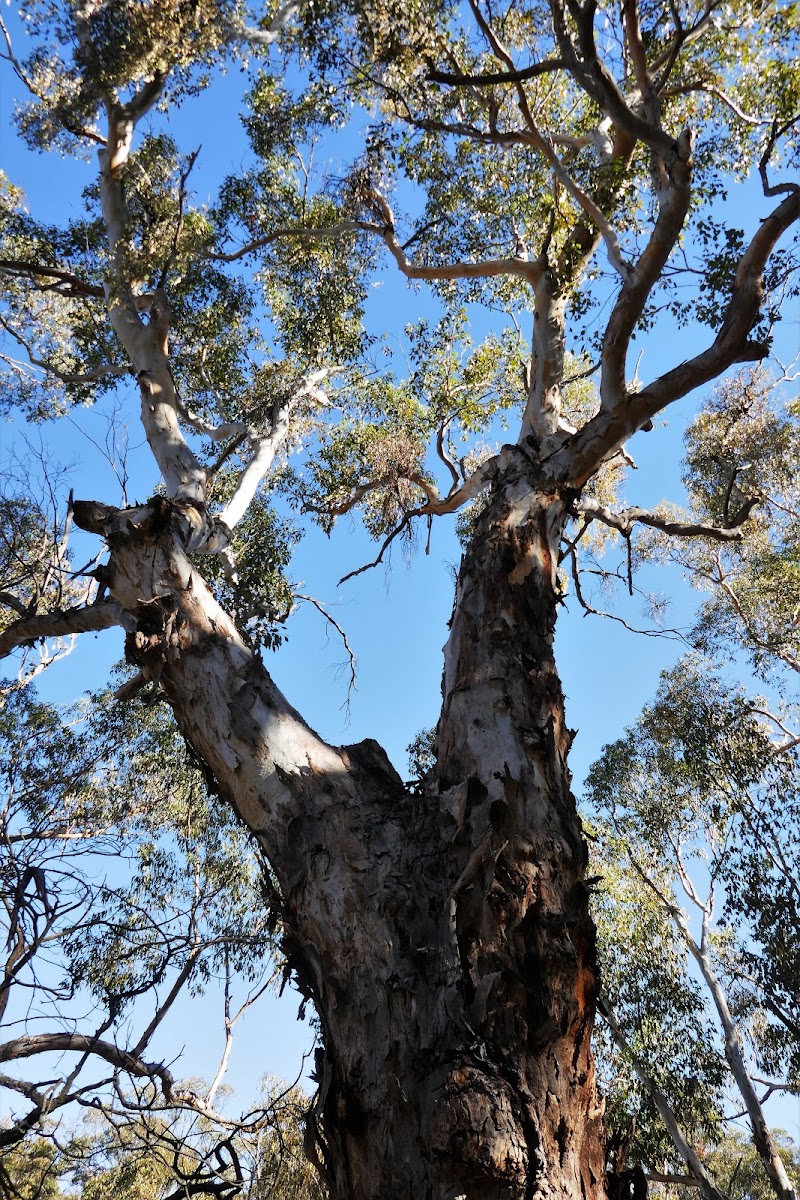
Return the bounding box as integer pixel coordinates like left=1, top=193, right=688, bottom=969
left=73, top=455, right=603, bottom=1200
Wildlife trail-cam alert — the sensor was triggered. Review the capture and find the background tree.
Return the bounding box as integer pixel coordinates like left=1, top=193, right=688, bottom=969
left=587, top=661, right=799, bottom=1200
left=0, top=676, right=288, bottom=1196
left=0, top=1, right=799, bottom=1198
left=582, top=367, right=800, bottom=1200
left=63, top=1078, right=321, bottom=1200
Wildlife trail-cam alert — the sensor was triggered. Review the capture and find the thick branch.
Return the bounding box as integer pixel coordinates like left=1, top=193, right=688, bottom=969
left=0, top=1033, right=177, bottom=1098
left=92, top=86, right=208, bottom=503
left=0, top=599, right=132, bottom=660
left=228, top=0, right=303, bottom=46
left=216, top=369, right=329, bottom=535
left=549, top=0, right=675, bottom=158
left=618, top=839, right=798, bottom=1200
left=669, top=911, right=798, bottom=1200
left=557, top=187, right=800, bottom=488
left=576, top=498, right=754, bottom=541
left=370, top=189, right=543, bottom=286
left=465, top=0, right=631, bottom=281
left=0, top=258, right=105, bottom=299
left=598, top=126, right=694, bottom=413
left=621, top=0, right=660, bottom=129
left=426, top=59, right=567, bottom=87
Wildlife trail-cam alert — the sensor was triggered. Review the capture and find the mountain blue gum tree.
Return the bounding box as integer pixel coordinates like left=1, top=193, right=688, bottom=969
left=0, top=1, right=798, bottom=1197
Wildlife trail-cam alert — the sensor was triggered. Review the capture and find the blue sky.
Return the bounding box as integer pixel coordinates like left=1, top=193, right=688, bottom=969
left=1, top=5, right=799, bottom=1139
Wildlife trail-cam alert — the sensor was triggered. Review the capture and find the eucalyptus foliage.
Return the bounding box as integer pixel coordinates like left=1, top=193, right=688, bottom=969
left=586, top=658, right=800, bottom=1188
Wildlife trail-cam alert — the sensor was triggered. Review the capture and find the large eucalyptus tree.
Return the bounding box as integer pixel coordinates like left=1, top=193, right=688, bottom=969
left=0, top=0, right=798, bottom=1197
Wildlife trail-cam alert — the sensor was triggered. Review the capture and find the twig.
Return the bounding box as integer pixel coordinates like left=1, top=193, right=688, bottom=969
left=293, top=593, right=358, bottom=710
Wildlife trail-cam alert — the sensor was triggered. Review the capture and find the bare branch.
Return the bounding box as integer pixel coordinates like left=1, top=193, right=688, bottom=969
left=157, top=146, right=201, bottom=290
left=647, top=1172, right=702, bottom=1188
left=337, top=455, right=501, bottom=584
left=665, top=82, right=787, bottom=128
left=338, top=513, right=416, bottom=585
left=565, top=545, right=684, bottom=640
left=0, top=599, right=133, bottom=660
left=576, top=497, right=754, bottom=541
left=759, top=116, right=800, bottom=199
left=294, top=594, right=357, bottom=706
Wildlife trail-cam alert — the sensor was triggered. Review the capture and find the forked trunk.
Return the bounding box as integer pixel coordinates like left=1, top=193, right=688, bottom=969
left=74, top=461, right=605, bottom=1200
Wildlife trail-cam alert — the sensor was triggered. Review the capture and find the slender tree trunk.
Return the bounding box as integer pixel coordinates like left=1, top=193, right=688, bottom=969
left=74, top=457, right=605, bottom=1200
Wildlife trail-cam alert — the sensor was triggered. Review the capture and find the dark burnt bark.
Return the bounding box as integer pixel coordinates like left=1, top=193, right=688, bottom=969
left=73, top=461, right=605, bottom=1200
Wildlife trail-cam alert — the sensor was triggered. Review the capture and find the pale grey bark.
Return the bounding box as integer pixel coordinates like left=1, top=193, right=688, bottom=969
left=576, top=497, right=753, bottom=541
left=599, top=1000, right=727, bottom=1200
left=672, top=906, right=798, bottom=1200
left=615, top=833, right=799, bottom=1200
left=0, top=599, right=132, bottom=659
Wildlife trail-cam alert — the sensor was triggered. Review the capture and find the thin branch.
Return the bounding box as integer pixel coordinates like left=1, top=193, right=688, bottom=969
left=294, top=594, right=357, bottom=705
left=759, top=116, right=800, bottom=199
left=368, top=188, right=544, bottom=285
left=131, top=945, right=203, bottom=1060
left=0, top=13, right=103, bottom=145
left=665, top=82, right=786, bottom=128
left=566, top=546, right=685, bottom=640
left=463, top=1, right=632, bottom=280
left=619, top=838, right=798, bottom=1200
left=338, top=512, right=416, bottom=585
left=157, top=147, right=201, bottom=290
left=0, top=315, right=131, bottom=386
left=206, top=219, right=373, bottom=264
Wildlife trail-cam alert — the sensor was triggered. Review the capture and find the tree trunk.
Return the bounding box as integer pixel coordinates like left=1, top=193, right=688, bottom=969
left=73, top=456, right=605, bottom=1200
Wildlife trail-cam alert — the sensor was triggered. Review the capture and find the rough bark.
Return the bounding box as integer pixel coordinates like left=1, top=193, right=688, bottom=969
left=73, top=449, right=604, bottom=1200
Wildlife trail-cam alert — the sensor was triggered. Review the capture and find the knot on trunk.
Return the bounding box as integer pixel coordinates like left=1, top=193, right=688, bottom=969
left=427, top=1064, right=532, bottom=1195
left=120, top=594, right=192, bottom=698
